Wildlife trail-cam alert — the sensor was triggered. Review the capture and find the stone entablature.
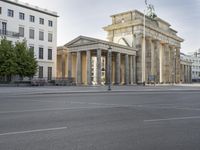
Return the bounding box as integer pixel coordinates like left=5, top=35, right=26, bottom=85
left=65, top=36, right=136, bottom=55
left=104, top=10, right=183, bottom=48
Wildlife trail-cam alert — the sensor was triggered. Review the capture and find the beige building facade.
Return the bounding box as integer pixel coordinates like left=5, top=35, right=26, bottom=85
left=103, top=10, right=184, bottom=84
left=57, top=36, right=137, bottom=85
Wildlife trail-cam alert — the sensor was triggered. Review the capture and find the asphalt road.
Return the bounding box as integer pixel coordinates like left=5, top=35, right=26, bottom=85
left=0, top=88, right=200, bottom=150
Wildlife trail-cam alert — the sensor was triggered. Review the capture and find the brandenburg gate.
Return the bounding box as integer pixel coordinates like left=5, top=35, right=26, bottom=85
left=104, top=10, right=184, bottom=84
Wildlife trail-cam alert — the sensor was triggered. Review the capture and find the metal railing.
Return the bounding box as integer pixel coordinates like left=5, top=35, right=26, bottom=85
left=0, top=29, right=20, bottom=38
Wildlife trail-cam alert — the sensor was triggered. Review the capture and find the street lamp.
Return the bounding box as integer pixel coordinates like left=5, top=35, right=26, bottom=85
left=108, top=46, right=112, bottom=91
left=142, top=0, right=148, bottom=85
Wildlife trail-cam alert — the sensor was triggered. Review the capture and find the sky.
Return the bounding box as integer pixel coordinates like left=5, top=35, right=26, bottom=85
left=20, top=0, right=200, bottom=54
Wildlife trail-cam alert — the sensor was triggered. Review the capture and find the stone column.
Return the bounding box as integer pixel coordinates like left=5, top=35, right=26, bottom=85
left=164, top=44, right=170, bottom=83
left=97, top=49, right=102, bottom=85
left=187, top=65, right=190, bottom=83
left=151, top=39, right=155, bottom=76
left=169, top=46, right=174, bottom=83
left=76, top=51, right=82, bottom=85
left=115, top=52, right=121, bottom=85
left=146, top=38, right=151, bottom=82
left=106, top=50, right=112, bottom=85
left=129, top=56, right=133, bottom=84
left=183, top=65, right=185, bottom=83
left=159, top=44, right=164, bottom=83
left=133, top=55, right=136, bottom=83
left=183, top=65, right=184, bottom=83
left=142, top=37, right=146, bottom=83
left=106, top=52, right=109, bottom=84
left=171, top=47, right=176, bottom=84
left=125, top=54, right=129, bottom=85
left=135, top=34, right=143, bottom=83
left=176, top=47, right=181, bottom=83
left=154, top=40, right=160, bottom=83
left=61, top=54, right=65, bottom=79
left=185, top=65, right=187, bottom=83
left=67, top=52, right=72, bottom=78
left=87, top=50, right=91, bottom=85
left=191, top=66, right=192, bottom=83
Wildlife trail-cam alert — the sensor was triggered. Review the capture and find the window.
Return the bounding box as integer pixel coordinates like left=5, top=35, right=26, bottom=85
left=48, top=20, right=53, bottom=27
left=39, top=66, right=43, bottom=78
left=8, top=9, right=14, bottom=17
left=48, top=33, right=53, bottom=42
left=48, top=49, right=52, bottom=60
left=19, top=12, right=25, bottom=20
left=39, top=18, right=44, bottom=25
left=19, top=27, right=24, bottom=37
left=29, top=46, right=34, bottom=52
left=47, top=67, right=52, bottom=80
left=39, top=31, right=44, bottom=41
left=29, top=29, right=34, bottom=39
left=2, top=22, right=7, bottom=35
left=39, top=47, right=43, bottom=59
left=0, top=7, right=2, bottom=14
left=30, top=15, right=35, bottom=22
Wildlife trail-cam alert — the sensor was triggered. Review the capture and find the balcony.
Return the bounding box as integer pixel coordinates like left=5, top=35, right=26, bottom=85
left=0, top=30, right=20, bottom=38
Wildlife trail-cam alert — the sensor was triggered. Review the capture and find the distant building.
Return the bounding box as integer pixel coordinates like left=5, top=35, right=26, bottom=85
left=180, top=53, right=192, bottom=83
left=184, top=49, right=200, bottom=82
left=0, top=0, right=58, bottom=80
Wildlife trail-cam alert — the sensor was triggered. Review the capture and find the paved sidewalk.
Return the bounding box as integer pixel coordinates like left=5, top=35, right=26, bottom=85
left=0, top=84, right=200, bottom=96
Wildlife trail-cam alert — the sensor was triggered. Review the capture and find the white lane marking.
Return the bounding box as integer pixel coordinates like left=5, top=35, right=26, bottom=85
left=139, top=105, right=200, bottom=111
left=144, top=116, right=200, bottom=122
left=0, top=106, right=117, bottom=114
left=1, top=102, right=200, bottom=115
left=0, top=127, right=67, bottom=136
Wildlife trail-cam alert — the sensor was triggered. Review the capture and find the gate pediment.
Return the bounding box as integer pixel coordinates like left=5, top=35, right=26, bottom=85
left=65, top=36, right=98, bottom=47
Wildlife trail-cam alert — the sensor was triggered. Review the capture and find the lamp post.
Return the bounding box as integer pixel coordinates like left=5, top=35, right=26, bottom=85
left=108, top=46, right=112, bottom=91
left=142, top=0, right=148, bottom=85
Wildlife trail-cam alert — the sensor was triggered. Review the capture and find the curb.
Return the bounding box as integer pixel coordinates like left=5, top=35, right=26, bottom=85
left=19, top=89, right=200, bottom=96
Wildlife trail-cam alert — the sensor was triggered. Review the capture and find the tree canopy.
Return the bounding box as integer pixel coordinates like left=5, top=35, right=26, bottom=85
left=0, top=38, right=38, bottom=81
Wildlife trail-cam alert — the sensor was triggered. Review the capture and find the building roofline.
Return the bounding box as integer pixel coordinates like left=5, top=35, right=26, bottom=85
left=57, top=46, right=67, bottom=50
left=0, top=0, right=59, bottom=17
left=65, top=35, right=137, bottom=51
left=110, top=9, right=171, bottom=26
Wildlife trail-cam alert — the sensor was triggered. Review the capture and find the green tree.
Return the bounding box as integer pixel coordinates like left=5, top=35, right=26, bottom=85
left=14, top=40, right=37, bottom=78
left=26, top=46, right=38, bottom=78
left=0, top=38, right=17, bottom=81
